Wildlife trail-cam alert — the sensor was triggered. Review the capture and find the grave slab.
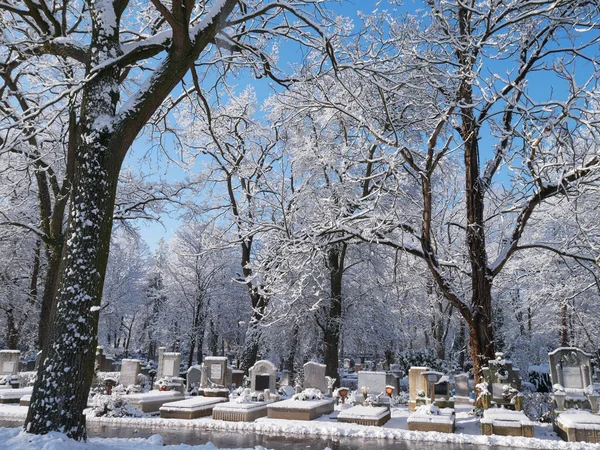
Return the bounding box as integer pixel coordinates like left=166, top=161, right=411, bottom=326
left=124, top=390, right=184, bottom=413
left=337, top=405, right=390, bottom=426
left=554, top=411, right=600, bottom=443
left=267, top=398, right=334, bottom=421
left=407, top=406, right=455, bottom=433
left=0, top=387, right=33, bottom=404
left=159, top=396, right=227, bottom=419
left=212, top=401, right=272, bottom=422
left=481, top=408, right=534, bottom=437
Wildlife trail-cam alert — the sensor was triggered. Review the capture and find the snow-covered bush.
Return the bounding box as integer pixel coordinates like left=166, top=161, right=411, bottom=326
left=92, top=393, right=142, bottom=418
left=522, top=392, right=552, bottom=422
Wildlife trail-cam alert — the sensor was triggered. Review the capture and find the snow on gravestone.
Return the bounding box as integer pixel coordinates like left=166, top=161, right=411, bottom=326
left=0, top=350, right=20, bottom=375
left=120, top=359, right=141, bottom=387
left=303, top=361, right=327, bottom=393
left=249, top=360, right=277, bottom=393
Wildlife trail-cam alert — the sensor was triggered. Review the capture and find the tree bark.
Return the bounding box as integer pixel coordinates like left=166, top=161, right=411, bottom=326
left=322, top=243, right=345, bottom=387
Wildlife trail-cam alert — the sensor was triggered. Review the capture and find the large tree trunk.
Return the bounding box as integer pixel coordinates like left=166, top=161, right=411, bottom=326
left=25, top=136, right=122, bottom=438
left=322, top=243, right=345, bottom=388
left=25, top=6, right=124, bottom=438
left=239, top=297, right=265, bottom=372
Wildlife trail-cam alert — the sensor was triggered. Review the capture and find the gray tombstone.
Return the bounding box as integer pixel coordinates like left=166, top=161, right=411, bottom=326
left=280, top=369, right=291, bottom=387
left=358, top=370, right=400, bottom=396
left=120, top=359, right=141, bottom=387
left=548, top=347, right=599, bottom=413
left=303, top=361, right=328, bottom=393
left=249, top=359, right=277, bottom=393
left=200, top=356, right=229, bottom=388
left=186, top=365, right=202, bottom=392
left=0, top=350, right=20, bottom=375
left=454, top=373, right=471, bottom=404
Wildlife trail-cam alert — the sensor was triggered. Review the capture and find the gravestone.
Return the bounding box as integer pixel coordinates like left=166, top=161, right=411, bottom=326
left=303, top=361, right=327, bottom=393
left=95, top=347, right=114, bottom=372
left=481, top=352, right=522, bottom=410
left=232, top=369, right=244, bottom=389
left=201, top=356, right=230, bottom=388
left=548, top=347, right=599, bottom=413
left=454, top=373, right=471, bottom=404
left=280, top=370, right=291, bottom=387
left=390, top=364, right=401, bottom=375
left=157, top=348, right=181, bottom=379
left=357, top=371, right=400, bottom=396
left=344, top=359, right=351, bottom=370
left=0, top=350, right=19, bottom=375
left=120, top=359, right=141, bottom=387
left=408, top=366, right=430, bottom=411
left=186, top=365, right=202, bottom=393
left=354, top=363, right=362, bottom=373
left=249, top=360, right=277, bottom=393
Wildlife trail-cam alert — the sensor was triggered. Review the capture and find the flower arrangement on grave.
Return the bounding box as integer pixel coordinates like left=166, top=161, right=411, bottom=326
left=502, top=384, right=519, bottom=402
left=416, top=388, right=426, bottom=398
left=361, top=386, right=370, bottom=400
left=292, top=388, right=323, bottom=401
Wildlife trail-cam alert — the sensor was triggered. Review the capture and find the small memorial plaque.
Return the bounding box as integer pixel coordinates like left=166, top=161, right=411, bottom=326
left=562, top=366, right=583, bottom=389
left=255, top=375, right=270, bottom=391
left=492, top=383, right=505, bottom=399
left=210, top=364, right=223, bottom=381
left=2, top=361, right=14, bottom=373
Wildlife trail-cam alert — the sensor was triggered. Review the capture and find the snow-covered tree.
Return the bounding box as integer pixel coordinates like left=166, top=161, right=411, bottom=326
left=1, top=0, right=333, bottom=439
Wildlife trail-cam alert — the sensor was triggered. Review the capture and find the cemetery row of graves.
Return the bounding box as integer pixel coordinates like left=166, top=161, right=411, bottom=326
left=0, top=345, right=599, bottom=445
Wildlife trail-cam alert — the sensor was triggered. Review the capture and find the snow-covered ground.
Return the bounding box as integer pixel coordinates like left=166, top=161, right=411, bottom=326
left=0, top=403, right=598, bottom=449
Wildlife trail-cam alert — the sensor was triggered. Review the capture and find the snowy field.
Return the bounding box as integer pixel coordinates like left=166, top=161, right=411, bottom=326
left=0, top=403, right=598, bottom=450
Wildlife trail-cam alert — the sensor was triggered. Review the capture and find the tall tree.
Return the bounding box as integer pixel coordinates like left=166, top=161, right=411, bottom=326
left=1, top=0, right=331, bottom=439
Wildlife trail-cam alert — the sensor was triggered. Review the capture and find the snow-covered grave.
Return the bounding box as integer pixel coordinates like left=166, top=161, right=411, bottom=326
left=267, top=394, right=334, bottom=421
left=337, top=405, right=390, bottom=426
left=212, top=400, right=272, bottom=422
left=480, top=408, right=534, bottom=437
left=0, top=387, right=32, bottom=404
left=19, top=394, right=31, bottom=407
left=124, top=390, right=184, bottom=413
left=554, top=410, right=600, bottom=443
left=407, top=404, right=455, bottom=433
left=158, top=396, right=227, bottom=419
